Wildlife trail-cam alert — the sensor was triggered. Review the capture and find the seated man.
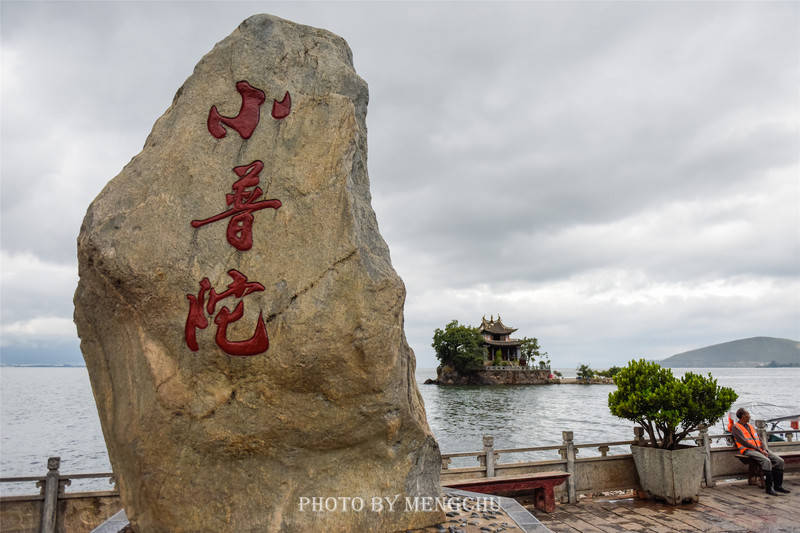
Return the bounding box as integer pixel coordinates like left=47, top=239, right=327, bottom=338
left=732, top=408, right=790, bottom=495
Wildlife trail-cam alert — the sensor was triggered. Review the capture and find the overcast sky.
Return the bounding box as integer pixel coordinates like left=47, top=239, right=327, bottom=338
left=1, top=1, right=798, bottom=369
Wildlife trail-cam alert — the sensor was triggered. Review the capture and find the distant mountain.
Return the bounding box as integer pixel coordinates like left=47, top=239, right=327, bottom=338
left=0, top=344, right=85, bottom=366
left=659, top=337, right=800, bottom=368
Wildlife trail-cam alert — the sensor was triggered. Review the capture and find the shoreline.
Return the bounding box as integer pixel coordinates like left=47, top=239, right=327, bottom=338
left=424, top=367, right=614, bottom=386
left=424, top=376, right=615, bottom=386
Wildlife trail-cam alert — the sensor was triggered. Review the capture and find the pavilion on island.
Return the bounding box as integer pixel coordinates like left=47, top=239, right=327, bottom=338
left=479, top=315, right=523, bottom=362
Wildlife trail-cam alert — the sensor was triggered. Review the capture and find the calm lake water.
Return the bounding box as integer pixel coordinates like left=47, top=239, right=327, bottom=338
left=1, top=365, right=798, bottom=494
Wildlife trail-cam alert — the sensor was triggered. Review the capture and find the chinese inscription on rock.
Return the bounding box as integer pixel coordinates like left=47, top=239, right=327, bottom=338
left=190, top=161, right=282, bottom=251
left=186, top=80, right=290, bottom=356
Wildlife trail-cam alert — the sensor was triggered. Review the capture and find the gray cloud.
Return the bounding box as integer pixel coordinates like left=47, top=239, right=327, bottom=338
left=1, top=1, right=798, bottom=369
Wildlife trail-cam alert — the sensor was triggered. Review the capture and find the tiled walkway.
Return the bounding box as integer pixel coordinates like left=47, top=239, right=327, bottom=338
left=412, top=488, right=549, bottom=532
left=529, top=473, right=799, bottom=533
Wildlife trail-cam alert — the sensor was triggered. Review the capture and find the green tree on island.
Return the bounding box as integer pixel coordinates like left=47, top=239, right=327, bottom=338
left=596, top=366, right=622, bottom=378
left=519, top=337, right=545, bottom=367
left=432, top=320, right=485, bottom=374
left=577, top=364, right=595, bottom=381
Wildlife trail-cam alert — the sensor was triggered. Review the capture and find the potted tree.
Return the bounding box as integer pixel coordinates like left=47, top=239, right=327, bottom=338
left=608, top=359, right=737, bottom=504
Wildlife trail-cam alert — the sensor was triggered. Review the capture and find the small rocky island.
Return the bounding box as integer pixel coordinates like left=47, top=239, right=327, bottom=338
left=432, top=365, right=554, bottom=386
left=426, top=316, right=614, bottom=386
left=428, top=316, right=551, bottom=385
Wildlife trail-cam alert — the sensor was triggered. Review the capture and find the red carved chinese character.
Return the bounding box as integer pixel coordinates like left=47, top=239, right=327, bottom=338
left=191, top=161, right=281, bottom=251
left=185, top=278, right=212, bottom=351
left=207, top=81, right=266, bottom=139
left=214, top=302, right=269, bottom=356
left=184, top=270, right=269, bottom=356
left=272, top=91, right=291, bottom=119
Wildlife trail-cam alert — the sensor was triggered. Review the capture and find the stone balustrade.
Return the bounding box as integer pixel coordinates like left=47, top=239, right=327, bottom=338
left=440, top=424, right=800, bottom=504
left=0, top=458, right=119, bottom=533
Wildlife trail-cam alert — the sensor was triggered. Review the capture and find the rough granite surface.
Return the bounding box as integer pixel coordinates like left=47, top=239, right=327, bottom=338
left=74, top=14, right=442, bottom=533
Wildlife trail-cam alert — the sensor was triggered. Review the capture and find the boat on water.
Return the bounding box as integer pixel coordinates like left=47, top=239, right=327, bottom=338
left=724, top=401, right=800, bottom=441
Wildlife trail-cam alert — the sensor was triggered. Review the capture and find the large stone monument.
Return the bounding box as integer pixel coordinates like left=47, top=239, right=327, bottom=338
left=74, top=14, right=443, bottom=532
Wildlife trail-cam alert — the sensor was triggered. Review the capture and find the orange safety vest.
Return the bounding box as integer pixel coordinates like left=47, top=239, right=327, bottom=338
left=733, top=422, right=764, bottom=455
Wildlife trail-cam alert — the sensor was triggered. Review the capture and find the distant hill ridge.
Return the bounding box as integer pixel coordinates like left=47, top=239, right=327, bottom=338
left=660, top=336, right=800, bottom=368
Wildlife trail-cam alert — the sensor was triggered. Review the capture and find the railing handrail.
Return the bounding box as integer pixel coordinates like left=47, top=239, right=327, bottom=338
left=5, top=427, right=796, bottom=493
left=0, top=472, right=114, bottom=484
left=494, top=444, right=563, bottom=454
left=574, top=440, right=636, bottom=448
left=441, top=426, right=800, bottom=463
left=8, top=430, right=793, bottom=481
left=0, top=475, right=45, bottom=483
left=60, top=472, right=114, bottom=480
left=441, top=451, right=485, bottom=458
left=767, top=428, right=800, bottom=435
left=443, top=437, right=694, bottom=459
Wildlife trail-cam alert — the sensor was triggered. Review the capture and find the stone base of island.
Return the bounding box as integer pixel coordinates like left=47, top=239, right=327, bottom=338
left=427, top=366, right=614, bottom=386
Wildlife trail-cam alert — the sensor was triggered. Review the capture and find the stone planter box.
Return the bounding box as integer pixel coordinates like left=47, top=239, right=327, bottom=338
left=630, top=444, right=705, bottom=505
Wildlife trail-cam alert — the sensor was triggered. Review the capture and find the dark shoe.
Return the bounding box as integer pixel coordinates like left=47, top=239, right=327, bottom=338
left=774, top=469, right=791, bottom=494
left=765, top=472, right=778, bottom=496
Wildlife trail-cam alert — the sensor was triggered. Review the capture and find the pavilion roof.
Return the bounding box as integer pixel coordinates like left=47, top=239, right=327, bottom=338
left=479, top=315, right=518, bottom=335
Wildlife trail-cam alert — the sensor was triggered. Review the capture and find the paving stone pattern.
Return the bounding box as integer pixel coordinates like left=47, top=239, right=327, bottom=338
left=409, top=489, right=550, bottom=533
left=530, top=473, right=800, bottom=533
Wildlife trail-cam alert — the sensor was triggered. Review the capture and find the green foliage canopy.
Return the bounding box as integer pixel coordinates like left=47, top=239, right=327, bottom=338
left=432, top=320, right=485, bottom=374
left=519, top=337, right=543, bottom=365
left=608, top=359, right=738, bottom=449
left=576, top=364, right=595, bottom=381
left=596, top=366, right=622, bottom=378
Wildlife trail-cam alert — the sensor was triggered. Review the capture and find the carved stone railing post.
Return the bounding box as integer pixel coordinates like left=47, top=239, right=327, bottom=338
left=39, top=457, right=60, bottom=533
left=756, top=420, right=768, bottom=450
left=698, top=424, right=714, bottom=488
left=786, top=432, right=794, bottom=443
left=482, top=435, right=496, bottom=477
left=441, top=457, right=452, bottom=470
left=562, top=431, right=577, bottom=504
left=598, top=445, right=609, bottom=457
left=633, top=426, right=645, bottom=445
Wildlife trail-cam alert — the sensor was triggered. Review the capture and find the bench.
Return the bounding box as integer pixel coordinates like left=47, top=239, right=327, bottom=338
left=736, top=451, right=800, bottom=487
left=782, top=451, right=800, bottom=464
left=443, top=471, right=570, bottom=513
